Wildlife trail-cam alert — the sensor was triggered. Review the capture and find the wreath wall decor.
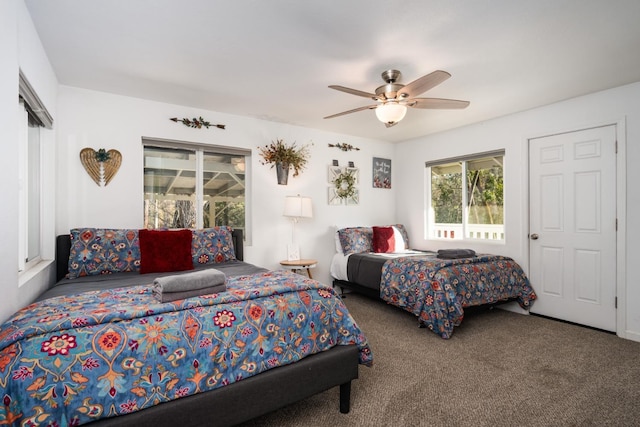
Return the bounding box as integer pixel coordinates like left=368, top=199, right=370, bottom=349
left=334, top=169, right=357, bottom=199
left=328, top=166, right=359, bottom=205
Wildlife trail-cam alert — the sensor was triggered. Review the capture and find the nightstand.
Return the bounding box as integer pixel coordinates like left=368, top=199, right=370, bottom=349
left=280, top=259, right=318, bottom=279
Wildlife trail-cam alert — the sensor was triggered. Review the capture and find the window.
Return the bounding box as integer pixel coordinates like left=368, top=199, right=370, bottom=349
left=18, top=101, right=42, bottom=271
left=143, top=140, right=249, bottom=235
left=426, top=151, right=504, bottom=241
left=18, top=71, right=53, bottom=273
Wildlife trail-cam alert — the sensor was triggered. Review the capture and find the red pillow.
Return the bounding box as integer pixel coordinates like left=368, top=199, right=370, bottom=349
left=372, top=226, right=395, bottom=253
left=139, top=229, right=194, bottom=274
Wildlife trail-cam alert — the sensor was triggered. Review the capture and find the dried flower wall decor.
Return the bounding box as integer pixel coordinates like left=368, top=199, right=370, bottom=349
left=258, top=139, right=312, bottom=184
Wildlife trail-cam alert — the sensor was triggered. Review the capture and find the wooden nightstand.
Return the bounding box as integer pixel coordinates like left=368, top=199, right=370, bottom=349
left=280, top=259, right=318, bottom=279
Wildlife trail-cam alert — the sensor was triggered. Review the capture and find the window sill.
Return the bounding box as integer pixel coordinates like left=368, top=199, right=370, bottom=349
left=18, top=259, right=54, bottom=287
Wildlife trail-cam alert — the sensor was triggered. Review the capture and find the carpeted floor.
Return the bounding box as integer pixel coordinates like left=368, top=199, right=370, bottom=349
left=240, top=293, right=640, bottom=426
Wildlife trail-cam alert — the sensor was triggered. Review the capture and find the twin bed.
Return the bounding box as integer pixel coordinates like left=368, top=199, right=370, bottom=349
left=331, top=225, right=537, bottom=339
left=0, top=227, right=372, bottom=426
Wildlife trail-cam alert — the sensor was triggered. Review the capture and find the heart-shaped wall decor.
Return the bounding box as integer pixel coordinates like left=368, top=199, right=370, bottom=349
left=79, top=148, right=122, bottom=186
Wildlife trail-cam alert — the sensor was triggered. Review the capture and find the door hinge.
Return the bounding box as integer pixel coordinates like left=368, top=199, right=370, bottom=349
left=615, top=296, right=618, bottom=309
left=615, top=140, right=618, bottom=153
left=616, top=218, right=618, bottom=231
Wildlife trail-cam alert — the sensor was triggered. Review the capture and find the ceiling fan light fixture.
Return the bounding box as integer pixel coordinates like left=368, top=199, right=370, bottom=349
left=326, top=69, right=467, bottom=124
left=375, top=102, right=407, bottom=125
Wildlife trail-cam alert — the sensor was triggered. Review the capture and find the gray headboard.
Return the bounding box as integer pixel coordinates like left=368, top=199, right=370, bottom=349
left=55, top=229, right=244, bottom=282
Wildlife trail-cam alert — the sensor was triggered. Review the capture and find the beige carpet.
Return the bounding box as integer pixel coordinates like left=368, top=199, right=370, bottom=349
left=241, top=293, right=640, bottom=426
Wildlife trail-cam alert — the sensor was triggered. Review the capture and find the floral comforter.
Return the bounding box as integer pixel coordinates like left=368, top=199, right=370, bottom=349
left=0, top=271, right=372, bottom=426
left=380, top=254, right=536, bottom=339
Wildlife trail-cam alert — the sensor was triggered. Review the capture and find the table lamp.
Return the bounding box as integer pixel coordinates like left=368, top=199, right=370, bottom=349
left=283, top=195, right=313, bottom=260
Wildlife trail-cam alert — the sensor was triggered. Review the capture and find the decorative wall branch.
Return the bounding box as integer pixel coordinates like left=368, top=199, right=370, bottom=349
left=170, top=116, right=226, bottom=130
left=328, top=142, right=360, bottom=151
left=80, top=148, right=122, bottom=186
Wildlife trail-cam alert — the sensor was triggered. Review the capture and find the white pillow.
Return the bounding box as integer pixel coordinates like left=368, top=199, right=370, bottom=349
left=392, top=226, right=408, bottom=252
left=334, top=228, right=343, bottom=254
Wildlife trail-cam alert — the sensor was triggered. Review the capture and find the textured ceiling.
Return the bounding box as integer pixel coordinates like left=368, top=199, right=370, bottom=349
left=25, top=0, right=640, bottom=142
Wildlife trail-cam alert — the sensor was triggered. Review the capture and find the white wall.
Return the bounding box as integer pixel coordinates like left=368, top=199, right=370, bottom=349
left=56, top=86, right=396, bottom=288
left=0, top=0, right=58, bottom=323
left=395, top=82, right=640, bottom=340
left=0, top=0, right=21, bottom=323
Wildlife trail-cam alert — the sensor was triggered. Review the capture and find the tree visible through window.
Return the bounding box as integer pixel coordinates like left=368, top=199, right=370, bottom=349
left=143, top=144, right=247, bottom=232
left=428, top=153, right=504, bottom=241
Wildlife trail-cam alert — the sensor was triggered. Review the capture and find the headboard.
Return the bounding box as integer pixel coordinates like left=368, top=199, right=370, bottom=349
left=55, top=229, right=244, bottom=282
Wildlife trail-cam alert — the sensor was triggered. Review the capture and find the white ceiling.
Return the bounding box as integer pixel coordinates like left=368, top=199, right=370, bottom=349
left=24, top=0, right=640, bottom=143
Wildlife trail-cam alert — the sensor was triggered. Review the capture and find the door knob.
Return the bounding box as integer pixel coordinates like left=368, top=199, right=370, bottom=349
left=530, top=233, right=539, bottom=240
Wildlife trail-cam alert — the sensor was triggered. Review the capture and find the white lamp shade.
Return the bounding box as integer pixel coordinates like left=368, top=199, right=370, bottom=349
left=375, top=102, right=407, bottom=124
left=283, top=195, right=313, bottom=219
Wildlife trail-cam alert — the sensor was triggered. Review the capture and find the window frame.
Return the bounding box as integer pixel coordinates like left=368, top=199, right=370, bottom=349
left=18, top=100, right=43, bottom=272
left=18, top=70, right=52, bottom=275
left=142, top=138, right=251, bottom=241
left=425, top=150, right=505, bottom=243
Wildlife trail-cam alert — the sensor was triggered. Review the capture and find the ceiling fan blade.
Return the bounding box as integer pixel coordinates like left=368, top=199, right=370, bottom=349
left=409, top=98, right=470, bottom=109
left=324, top=104, right=378, bottom=119
left=398, top=70, right=451, bottom=98
left=329, top=85, right=379, bottom=100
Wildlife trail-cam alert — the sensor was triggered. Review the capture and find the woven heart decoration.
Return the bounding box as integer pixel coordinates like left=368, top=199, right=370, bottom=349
left=79, top=148, right=122, bottom=186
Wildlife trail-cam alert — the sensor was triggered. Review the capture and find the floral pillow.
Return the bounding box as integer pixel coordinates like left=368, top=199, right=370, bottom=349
left=337, top=227, right=373, bottom=255
left=192, top=226, right=236, bottom=265
left=67, top=228, right=141, bottom=279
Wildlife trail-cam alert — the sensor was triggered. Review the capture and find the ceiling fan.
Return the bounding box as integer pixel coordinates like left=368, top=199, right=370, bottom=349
left=324, top=69, right=469, bottom=128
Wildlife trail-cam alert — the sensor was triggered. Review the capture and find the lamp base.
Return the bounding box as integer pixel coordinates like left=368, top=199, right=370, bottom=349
left=287, top=243, right=300, bottom=261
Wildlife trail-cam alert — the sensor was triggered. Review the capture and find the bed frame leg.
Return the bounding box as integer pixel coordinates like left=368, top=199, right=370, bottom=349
left=339, top=381, right=351, bottom=413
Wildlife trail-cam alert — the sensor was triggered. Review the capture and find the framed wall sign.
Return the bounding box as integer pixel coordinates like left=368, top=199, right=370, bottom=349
left=373, top=157, right=391, bottom=189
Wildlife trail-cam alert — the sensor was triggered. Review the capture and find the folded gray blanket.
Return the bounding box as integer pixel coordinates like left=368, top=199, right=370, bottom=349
left=436, top=249, right=476, bottom=259
left=153, top=268, right=227, bottom=303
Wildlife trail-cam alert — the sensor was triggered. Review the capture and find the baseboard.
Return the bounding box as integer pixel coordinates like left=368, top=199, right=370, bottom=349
left=620, top=329, right=640, bottom=343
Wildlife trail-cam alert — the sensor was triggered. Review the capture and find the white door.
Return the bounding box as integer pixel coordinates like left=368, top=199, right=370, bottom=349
left=529, top=125, right=616, bottom=331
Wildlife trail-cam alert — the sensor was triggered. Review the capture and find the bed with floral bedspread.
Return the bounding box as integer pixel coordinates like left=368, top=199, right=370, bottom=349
left=0, top=270, right=372, bottom=426
left=380, top=254, right=536, bottom=338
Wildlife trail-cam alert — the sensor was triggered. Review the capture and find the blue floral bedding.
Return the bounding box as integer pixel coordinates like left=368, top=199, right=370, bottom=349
left=0, top=271, right=372, bottom=426
left=380, top=254, right=536, bottom=338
